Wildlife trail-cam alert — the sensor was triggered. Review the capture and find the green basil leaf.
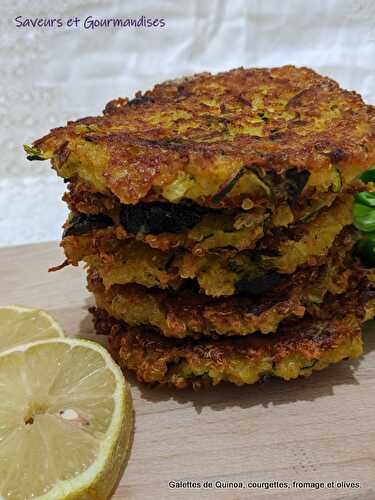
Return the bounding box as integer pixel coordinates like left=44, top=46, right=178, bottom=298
left=355, top=192, right=375, bottom=207
left=23, top=144, right=45, bottom=161
left=356, top=238, right=375, bottom=265
left=359, top=165, right=375, bottom=183
left=353, top=202, right=375, bottom=232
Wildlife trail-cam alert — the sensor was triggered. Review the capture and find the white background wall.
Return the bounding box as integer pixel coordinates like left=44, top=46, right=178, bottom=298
left=2, top=0, right=375, bottom=246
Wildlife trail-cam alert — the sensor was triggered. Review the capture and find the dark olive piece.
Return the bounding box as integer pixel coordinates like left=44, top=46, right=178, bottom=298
left=328, top=148, right=346, bottom=163
left=127, top=95, right=153, bottom=106
left=120, top=202, right=207, bottom=235
left=26, top=154, right=45, bottom=161
left=248, top=165, right=309, bottom=201
left=235, top=272, right=284, bottom=296
left=63, top=213, right=113, bottom=238
left=211, top=168, right=246, bottom=204
left=285, top=168, right=310, bottom=198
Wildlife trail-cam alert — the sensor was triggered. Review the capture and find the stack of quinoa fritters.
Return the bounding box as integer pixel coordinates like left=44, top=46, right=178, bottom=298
left=29, top=66, right=375, bottom=388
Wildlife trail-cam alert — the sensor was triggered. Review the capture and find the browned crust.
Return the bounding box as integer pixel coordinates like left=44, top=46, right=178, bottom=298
left=90, top=302, right=363, bottom=388
left=86, top=243, right=360, bottom=338
left=63, top=178, right=117, bottom=214
left=62, top=175, right=366, bottom=254
left=89, top=277, right=375, bottom=387
left=87, top=267, right=304, bottom=338
left=64, top=176, right=367, bottom=217
left=100, top=309, right=361, bottom=361
left=33, top=66, right=375, bottom=205
left=61, top=210, right=357, bottom=297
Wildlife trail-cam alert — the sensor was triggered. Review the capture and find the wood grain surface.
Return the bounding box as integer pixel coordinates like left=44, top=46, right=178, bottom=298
left=2, top=242, right=375, bottom=500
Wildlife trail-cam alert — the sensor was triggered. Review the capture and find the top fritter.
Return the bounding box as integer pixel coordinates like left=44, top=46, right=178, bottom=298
left=28, top=66, right=375, bottom=208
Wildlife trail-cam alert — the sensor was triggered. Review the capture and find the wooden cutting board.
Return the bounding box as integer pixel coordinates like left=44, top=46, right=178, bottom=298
left=2, top=242, right=375, bottom=500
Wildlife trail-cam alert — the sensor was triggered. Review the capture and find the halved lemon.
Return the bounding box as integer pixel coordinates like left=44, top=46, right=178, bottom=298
left=0, top=338, right=133, bottom=499
left=0, top=305, right=65, bottom=353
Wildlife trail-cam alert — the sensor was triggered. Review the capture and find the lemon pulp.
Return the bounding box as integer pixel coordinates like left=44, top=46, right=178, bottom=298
left=0, top=305, right=64, bottom=353
left=0, top=338, right=132, bottom=499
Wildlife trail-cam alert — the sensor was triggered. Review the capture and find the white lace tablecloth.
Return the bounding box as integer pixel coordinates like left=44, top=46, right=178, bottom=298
left=1, top=0, right=375, bottom=246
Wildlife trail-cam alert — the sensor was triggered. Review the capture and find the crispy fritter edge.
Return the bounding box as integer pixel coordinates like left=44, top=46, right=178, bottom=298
left=31, top=66, right=375, bottom=206
left=89, top=276, right=375, bottom=387
left=86, top=242, right=359, bottom=339
left=91, top=305, right=365, bottom=389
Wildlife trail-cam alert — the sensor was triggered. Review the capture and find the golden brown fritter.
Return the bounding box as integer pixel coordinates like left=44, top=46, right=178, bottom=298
left=64, top=201, right=269, bottom=255
left=87, top=243, right=358, bottom=338
left=105, top=317, right=362, bottom=388
left=259, top=192, right=353, bottom=273
left=63, top=179, right=118, bottom=215
left=91, top=285, right=373, bottom=388
left=61, top=197, right=355, bottom=296
left=29, top=66, right=375, bottom=208
left=63, top=177, right=368, bottom=255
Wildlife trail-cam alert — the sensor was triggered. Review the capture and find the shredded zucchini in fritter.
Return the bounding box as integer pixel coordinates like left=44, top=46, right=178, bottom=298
left=29, top=66, right=375, bottom=207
